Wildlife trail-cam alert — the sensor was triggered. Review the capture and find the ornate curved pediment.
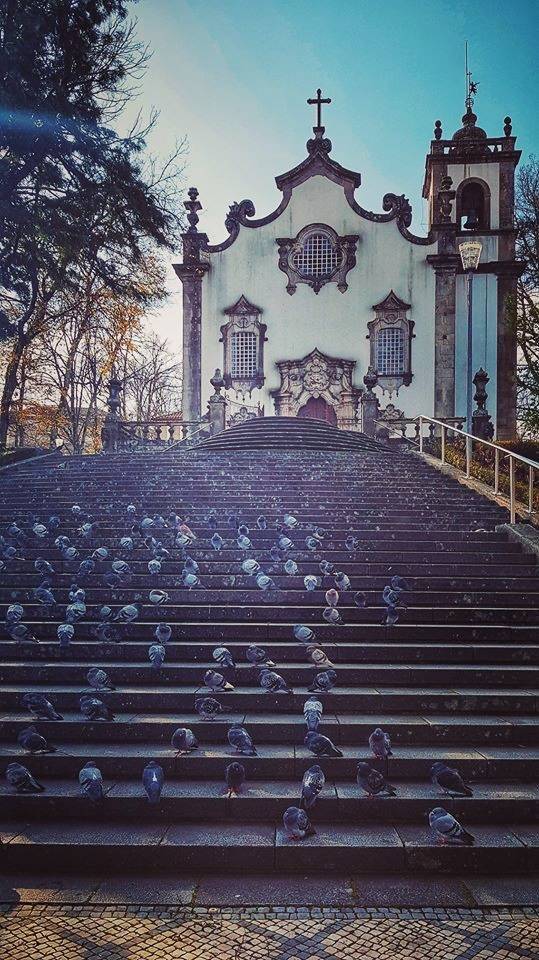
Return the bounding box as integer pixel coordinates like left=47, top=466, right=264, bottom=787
left=270, top=349, right=362, bottom=429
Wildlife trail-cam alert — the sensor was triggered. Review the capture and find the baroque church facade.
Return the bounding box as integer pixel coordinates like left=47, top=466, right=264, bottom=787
left=174, top=91, right=521, bottom=438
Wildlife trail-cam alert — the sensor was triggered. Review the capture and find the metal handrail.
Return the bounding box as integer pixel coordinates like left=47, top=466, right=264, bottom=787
left=418, top=415, right=538, bottom=523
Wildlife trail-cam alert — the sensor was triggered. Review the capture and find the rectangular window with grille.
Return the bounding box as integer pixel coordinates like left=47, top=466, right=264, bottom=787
left=376, top=327, right=405, bottom=376
left=231, top=331, right=258, bottom=378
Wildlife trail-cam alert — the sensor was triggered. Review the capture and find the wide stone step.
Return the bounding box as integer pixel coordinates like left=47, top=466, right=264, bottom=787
left=1, top=778, right=537, bottom=824
left=2, top=819, right=537, bottom=874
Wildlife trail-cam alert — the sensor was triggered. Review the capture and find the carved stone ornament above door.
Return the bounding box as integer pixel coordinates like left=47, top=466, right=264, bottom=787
left=270, top=349, right=362, bottom=430
left=276, top=223, right=359, bottom=295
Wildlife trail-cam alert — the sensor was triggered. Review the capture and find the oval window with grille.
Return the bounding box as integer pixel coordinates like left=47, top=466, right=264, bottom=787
left=292, top=232, right=341, bottom=279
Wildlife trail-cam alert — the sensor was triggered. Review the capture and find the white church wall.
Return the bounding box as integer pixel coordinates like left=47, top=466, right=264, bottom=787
left=200, top=175, right=437, bottom=421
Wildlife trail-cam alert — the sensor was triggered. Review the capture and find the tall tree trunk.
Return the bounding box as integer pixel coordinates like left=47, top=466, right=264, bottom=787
left=0, top=339, right=25, bottom=449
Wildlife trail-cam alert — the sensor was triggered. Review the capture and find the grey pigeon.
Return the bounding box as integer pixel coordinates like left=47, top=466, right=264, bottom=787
left=369, top=727, right=393, bottom=760
left=308, top=669, right=337, bottom=693
left=356, top=762, right=397, bottom=797
left=114, top=603, right=140, bottom=623
left=304, top=731, right=343, bottom=758
left=430, top=762, right=473, bottom=798
left=303, top=697, right=323, bottom=732
left=241, top=558, right=260, bottom=576
left=58, top=623, right=74, bottom=647
left=228, top=725, right=257, bottom=755
left=6, top=762, right=44, bottom=793
left=154, top=623, right=172, bottom=644
left=143, top=761, right=164, bottom=804
left=8, top=622, right=39, bottom=643
left=79, top=761, right=104, bottom=802
left=305, top=645, right=333, bottom=668
left=255, top=572, right=275, bottom=592
left=22, top=693, right=63, bottom=721
left=34, top=585, right=56, bottom=607
left=325, top=588, right=339, bottom=607
left=6, top=603, right=24, bottom=622
left=149, top=643, right=166, bottom=670
left=204, top=669, right=234, bottom=692
left=429, top=807, right=475, bottom=846
left=213, top=646, right=235, bottom=671
left=171, top=727, right=198, bottom=753
left=319, top=560, right=334, bottom=575
left=211, top=532, right=224, bottom=551
left=259, top=668, right=291, bottom=694
left=246, top=644, right=275, bottom=668
left=293, top=624, right=315, bottom=644
left=80, top=695, right=115, bottom=721
left=283, top=805, right=316, bottom=840
left=225, top=761, right=246, bottom=797
left=284, top=559, right=298, bottom=576
left=300, top=764, right=325, bottom=809
left=195, top=696, right=222, bottom=720
left=87, top=667, right=115, bottom=691
left=303, top=575, right=319, bottom=592
left=256, top=515, right=267, bottom=529
left=322, top=607, right=342, bottom=625
left=334, top=571, right=351, bottom=591
left=353, top=591, right=367, bottom=608
left=18, top=725, right=55, bottom=753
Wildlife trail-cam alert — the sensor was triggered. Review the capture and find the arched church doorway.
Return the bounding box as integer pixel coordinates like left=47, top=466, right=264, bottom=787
left=297, top=396, right=337, bottom=425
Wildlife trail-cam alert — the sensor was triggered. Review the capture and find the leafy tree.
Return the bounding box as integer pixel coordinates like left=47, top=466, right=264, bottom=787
left=0, top=0, right=185, bottom=446
left=513, top=156, right=539, bottom=437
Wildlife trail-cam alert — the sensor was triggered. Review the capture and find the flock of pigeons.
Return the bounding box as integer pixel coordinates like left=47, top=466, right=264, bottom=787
left=3, top=501, right=475, bottom=847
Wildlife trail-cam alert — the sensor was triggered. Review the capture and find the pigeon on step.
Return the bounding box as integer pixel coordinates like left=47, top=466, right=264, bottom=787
left=305, top=645, right=333, bottom=668
left=171, top=727, right=198, bottom=753
left=430, top=762, right=473, bottom=797
left=79, top=695, right=115, bottom=721
left=154, top=623, right=172, bottom=644
left=195, top=697, right=222, bottom=720
left=143, top=761, right=164, bottom=804
left=304, top=731, right=343, bottom=758
left=86, top=667, right=115, bottom=691
left=259, top=668, right=291, bottom=694
left=283, top=806, right=316, bottom=840
left=242, top=558, right=260, bottom=576
left=369, top=727, right=393, bottom=760
left=79, top=761, right=104, bottom=802
left=6, top=762, right=44, bottom=793
left=303, top=697, right=323, bottom=732
left=356, top=762, right=397, bottom=797
left=322, top=607, right=342, bottom=625
left=325, top=588, right=339, bottom=607
left=308, top=669, right=337, bottom=693
left=204, top=669, right=234, bottom=692
left=22, top=693, right=63, bottom=721
left=225, top=761, right=246, bottom=797
left=303, top=575, right=319, bottom=592
left=300, top=764, right=325, bottom=809
left=213, top=647, right=236, bottom=671
left=429, top=807, right=475, bottom=846
left=148, top=643, right=166, bottom=670
left=228, top=726, right=257, bottom=755
left=17, top=726, right=55, bottom=753
left=246, top=644, right=275, bottom=668
left=293, top=624, right=315, bottom=644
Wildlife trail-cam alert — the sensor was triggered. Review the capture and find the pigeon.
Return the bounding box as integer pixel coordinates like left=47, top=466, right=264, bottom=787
left=195, top=696, right=222, bottom=720
left=430, top=762, right=473, bottom=798
left=143, top=761, right=164, bottom=804
left=7, top=621, right=38, bottom=643
left=305, top=645, right=333, bottom=668
left=303, top=697, right=323, bottom=732
left=66, top=601, right=86, bottom=623
left=32, top=523, right=49, bottom=539
left=308, top=669, right=337, bottom=693
left=228, top=725, right=257, bottom=755
left=429, top=807, right=475, bottom=846
left=304, top=731, right=343, bottom=758
left=171, top=727, right=198, bottom=753
left=255, top=572, right=275, bottom=592
left=204, top=669, right=234, bottom=692
left=334, top=572, right=351, bottom=591
left=35, top=558, right=54, bottom=575
left=256, top=515, right=267, bottom=529
left=319, top=560, right=334, bottom=575
left=322, top=607, right=342, bottom=625
left=259, top=668, right=291, bottom=694
left=147, top=559, right=161, bottom=575
left=57, top=623, right=74, bottom=648
left=277, top=535, right=293, bottom=552
left=356, top=762, right=397, bottom=797
left=79, top=761, right=104, bottom=802
left=305, top=536, right=321, bottom=552
left=369, top=727, right=393, bottom=760
left=242, top=558, right=260, bottom=576
left=211, top=532, right=224, bottom=551
left=6, top=761, right=44, bottom=793
left=22, top=693, right=63, bottom=721
left=114, top=603, right=140, bottom=623
left=325, top=588, right=339, bottom=607
left=303, top=575, right=319, bottom=592
left=6, top=603, right=24, bottom=623
left=390, top=575, right=409, bottom=593
left=300, top=764, right=325, bottom=809
left=34, top=585, right=56, bottom=607
left=225, top=761, right=246, bottom=797
left=150, top=588, right=170, bottom=603
left=345, top=535, right=360, bottom=552
left=293, top=624, right=315, bottom=644
left=236, top=534, right=252, bottom=551
left=154, top=623, right=172, bottom=644
left=184, top=557, right=200, bottom=574
left=246, top=644, right=275, bottom=668
left=353, top=591, right=367, bottom=608
left=18, top=725, right=55, bottom=753
left=79, top=695, right=115, bottom=721
left=284, top=559, right=298, bottom=576
left=206, top=511, right=218, bottom=530
left=283, top=805, right=316, bottom=840
left=87, top=667, right=115, bottom=691
left=149, top=643, right=166, bottom=670
left=213, top=646, right=236, bottom=671
left=179, top=522, right=196, bottom=541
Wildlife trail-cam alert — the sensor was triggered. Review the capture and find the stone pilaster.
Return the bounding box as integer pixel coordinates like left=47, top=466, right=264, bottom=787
left=428, top=254, right=460, bottom=419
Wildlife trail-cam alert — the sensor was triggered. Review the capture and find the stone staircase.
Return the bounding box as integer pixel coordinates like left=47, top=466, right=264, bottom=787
left=0, top=417, right=538, bottom=876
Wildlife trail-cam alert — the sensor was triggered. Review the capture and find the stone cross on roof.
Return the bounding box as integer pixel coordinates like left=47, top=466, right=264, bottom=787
left=307, top=88, right=331, bottom=131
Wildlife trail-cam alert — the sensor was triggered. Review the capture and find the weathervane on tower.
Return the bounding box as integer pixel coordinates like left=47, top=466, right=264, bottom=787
left=307, top=87, right=331, bottom=132
left=464, top=41, right=479, bottom=110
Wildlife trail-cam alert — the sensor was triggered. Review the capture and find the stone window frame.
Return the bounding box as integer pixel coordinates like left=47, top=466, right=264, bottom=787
left=276, top=223, right=359, bottom=295
left=367, top=291, right=414, bottom=395
left=220, top=295, right=267, bottom=395
left=456, top=177, right=491, bottom=230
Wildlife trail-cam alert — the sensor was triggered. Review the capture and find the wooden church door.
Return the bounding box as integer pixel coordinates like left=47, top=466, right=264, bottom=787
left=297, top=396, right=337, bottom=425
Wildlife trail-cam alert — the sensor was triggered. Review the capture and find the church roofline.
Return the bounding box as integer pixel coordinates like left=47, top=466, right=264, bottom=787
left=274, top=128, right=362, bottom=192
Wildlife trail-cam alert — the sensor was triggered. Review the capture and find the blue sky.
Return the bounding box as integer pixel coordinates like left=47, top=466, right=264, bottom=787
left=130, top=0, right=538, bottom=348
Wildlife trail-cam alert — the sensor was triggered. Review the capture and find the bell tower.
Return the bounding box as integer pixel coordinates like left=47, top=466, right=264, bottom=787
left=423, top=79, right=521, bottom=438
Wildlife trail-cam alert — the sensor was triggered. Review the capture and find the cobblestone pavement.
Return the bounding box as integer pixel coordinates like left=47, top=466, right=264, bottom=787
left=1, top=905, right=539, bottom=960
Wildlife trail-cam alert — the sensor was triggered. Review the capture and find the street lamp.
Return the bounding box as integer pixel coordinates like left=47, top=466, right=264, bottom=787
left=459, top=240, right=483, bottom=432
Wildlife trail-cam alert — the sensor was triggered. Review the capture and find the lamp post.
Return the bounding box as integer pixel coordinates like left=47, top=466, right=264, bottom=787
left=459, top=240, right=483, bottom=432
